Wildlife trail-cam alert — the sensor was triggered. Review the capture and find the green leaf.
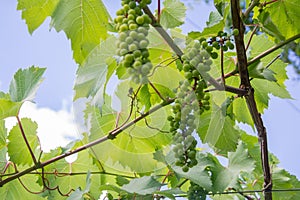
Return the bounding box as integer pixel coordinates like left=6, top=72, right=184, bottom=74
left=156, top=188, right=183, bottom=200
left=212, top=142, right=255, bottom=192
left=245, top=33, right=291, bottom=113
left=232, top=97, right=253, bottom=126
left=252, top=79, right=291, bottom=112
left=0, top=176, right=44, bottom=200
left=116, top=176, right=130, bottom=187
left=74, top=36, right=117, bottom=108
left=41, top=149, right=102, bottom=199
left=207, top=11, right=223, bottom=27
left=198, top=100, right=239, bottom=154
left=9, top=66, right=46, bottom=102
left=264, top=0, right=300, bottom=40
left=17, top=0, right=60, bottom=34
left=138, top=84, right=152, bottom=111
left=122, top=176, right=161, bottom=195
left=160, top=0, right=186, bottom=29
left=7, top=118, right=41, bottom=166
left=272, top=168, right=300, bottom=200
left=67, top=171, right=92, bottom=200
left=248, top=61, right=277, bottom=82
left=51, top=0, right=111, bottom=64
left=0, top=99, right=22, bottom=120
left=256, top=11, right=285, bottom=41
left=84, top=92, right=171, bottom=173
left=0, top=120, right=7, bottom=171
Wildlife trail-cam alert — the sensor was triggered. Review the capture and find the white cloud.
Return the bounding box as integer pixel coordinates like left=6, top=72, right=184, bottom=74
left=5, top=101, right=80, bottom=152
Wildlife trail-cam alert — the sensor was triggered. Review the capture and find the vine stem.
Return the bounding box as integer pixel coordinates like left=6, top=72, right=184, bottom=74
left=16, top=116, right=38, bottom=165
left=0, top=99, right=174, bottom=187
left=231, top=1, right=272, bottom=200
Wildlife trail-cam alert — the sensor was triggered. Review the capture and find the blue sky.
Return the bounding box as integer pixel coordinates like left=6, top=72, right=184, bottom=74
left=0, top=0, right=299, bottom=179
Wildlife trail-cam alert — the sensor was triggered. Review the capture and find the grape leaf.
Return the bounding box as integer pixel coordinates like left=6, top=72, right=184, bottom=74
left=17, top=0, right=59, bottom=34
left=198, top=100, right=239, bottom=154
left=0, top=99, right=22, bottom=120
left=0, top=120, right=7, bottom=171
left=256, top=10, right=285, bottom=41
left=160, top=0, right=186, bottom=29
left=0, top=176, right=44, bottom=200
left=122, top=176, right=161, bottom=195
left=116, top=176, right=130, bottom=187
left=264, top=0, right=300, bottom=39
left=272, top=168, right=300, bottom=200
left=138, top=84, right=152, bottom=111
left=211, top=142, right=255, bottom=192
left=7, top=118, right=41, bottom=166
left=232, top=97, right=253, bottom=126
left=74, top=36, right=117, bottom=108
left=41, top=149, right=102, bottom=199
left=9, top=66, right=46, bottom=102
left=51, top=0, right=111, bottom=64
left=67, top=171, right=91, bottom=200
left=245, top=33, right=291, bottom=112
left=86, top=93, right=171, bottom=173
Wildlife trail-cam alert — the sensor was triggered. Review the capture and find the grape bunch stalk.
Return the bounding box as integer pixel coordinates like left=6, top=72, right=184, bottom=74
left=115, top=0, right=153, bottom=84
left=168, top=39, right=211, bottom=172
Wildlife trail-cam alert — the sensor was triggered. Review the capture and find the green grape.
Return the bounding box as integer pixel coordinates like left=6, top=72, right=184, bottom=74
left=133, top=50, right=142, bottom=57
left=202, top=41, right=208, bottom=48
left=119, top=24, right=128, bottom=32
left=233, top=28, right=239, bottom=36
left=139, top=39, right=149, bottom=49
left=124, top=54, right=134, bottom=63
left=212, top=41, right=219, bottom=49
left=205, top=46, right=213, bottom=52
left=226, top=40, right=234, bottom=50
left=136, top=16, right=144, bottom=25
left=182, top=165, right=189, bottom=172
left=221, top=45, right=228, bottom=51
left=128, top=1, right=136, bottom=8
left=129, top=23, right=138, bottom=30
left=210, top=52, right=218, bottom=59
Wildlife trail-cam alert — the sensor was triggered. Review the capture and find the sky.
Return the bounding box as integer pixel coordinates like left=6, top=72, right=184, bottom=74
left=0, top=0, right=299, bottom=182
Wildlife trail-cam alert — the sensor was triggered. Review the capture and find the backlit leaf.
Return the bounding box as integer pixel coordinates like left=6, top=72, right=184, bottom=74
left=74, top=36, right=117, bottom=108
left=7, top=118, right=41, bottom=166
left=17, top=0, right=59, bottom=34
left=9, top=66, right=46, bottom=102
left=122, top=176, right=161, bottom=195
left=160, top=0, right=186, bottom=29
left=51, top=0, right=111, bottom=64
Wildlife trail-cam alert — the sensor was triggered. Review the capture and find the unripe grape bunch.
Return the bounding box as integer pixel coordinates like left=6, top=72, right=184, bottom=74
left=168, top=40, right=211, bottom=172
left=115, top=0, right=152, bottom=84
left=199, top=29, right=238, bottom=59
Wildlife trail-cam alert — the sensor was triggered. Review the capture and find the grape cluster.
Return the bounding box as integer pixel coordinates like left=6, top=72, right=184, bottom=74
left=199, top=29, right=238, bottom=59
left=168, top=40, right=212, bottom=172
left=115, top=0, right=152, bottom=84
left=168, top=80, right=199, bottom=172
left=180, top=40, right=211, bottom=114
left=187, top=182, right=207, bottom=200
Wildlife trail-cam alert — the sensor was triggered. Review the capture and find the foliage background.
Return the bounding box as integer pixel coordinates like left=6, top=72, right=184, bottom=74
left=0, top=0, right=300, bottom=199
